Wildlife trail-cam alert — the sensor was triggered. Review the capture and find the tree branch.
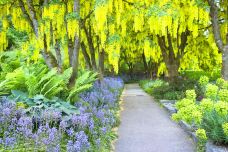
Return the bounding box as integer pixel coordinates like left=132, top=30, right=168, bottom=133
left=178, top=29, right=190, bottom=58
left=81, top=41, right=92, bottom=69
left=26, top=0, right=39, bottom=37
left=18, top=0, right=35, bottom=34
left=207, top=0, right=224, bottom=52
left=122, top=0, right=134, bottom=5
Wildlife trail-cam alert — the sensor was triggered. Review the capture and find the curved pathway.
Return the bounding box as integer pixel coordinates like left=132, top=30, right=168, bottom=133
left=115, top=84, right=195, bottom=152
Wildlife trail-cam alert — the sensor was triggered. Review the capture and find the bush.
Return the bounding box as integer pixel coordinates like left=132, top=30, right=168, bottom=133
left=163, top=91, right=184, bottom=100
left=180, top=70, right=221, bottom=81
left=140, top=78, right=199, bottom=100
left=173, top=77, right=228, bottom=145
left=201, top=110, right=228, bottom=144
left=0, top=62, right=98, bottom=102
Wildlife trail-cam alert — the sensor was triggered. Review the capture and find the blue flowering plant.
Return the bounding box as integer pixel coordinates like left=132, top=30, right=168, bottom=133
left=0, top=77, right=124, bottom=151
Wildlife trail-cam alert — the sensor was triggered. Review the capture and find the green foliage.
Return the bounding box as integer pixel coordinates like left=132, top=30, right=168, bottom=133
left=173, top=77, right=228, bottom=145
left=139, top=79, right=167, bottom=93
left=218, top=89, right=228, bottom=102
left=66, top=12, right=80, bottom=20
left=140, top=78, right=198, bottom=100
left=67, top=71, right=98, bottom=102
left=163, top=91, right=183, bottom=100
left=0, top=50, right=24, bottom=81
left=0, top=68, right=26, bottom=95
left=186, top=90, right=196, bottom=100
left=7, top=27, right=28, bottom=47
left=199, top=75, right=209, bottom=86
left=205, top=84, right=218, bottom=100
left=216, top=78, right=228, bottom=89
left=201, top=110, right=228, bottom=144
left=0, top=60, right=98, bottom=102
left=181, top=70, right=220, bottom=81
left=200, top=98, right=214, bottom=112
left=9, top=90, right=79, bottom=118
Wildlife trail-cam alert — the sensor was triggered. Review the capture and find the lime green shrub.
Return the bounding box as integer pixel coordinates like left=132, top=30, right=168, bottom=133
left=196, top=129, right=207, bottom=141
left=218, top=89, right=228, bottom=102
left=199, top=76, right=209, bottom=86
left=223, top=123, right=228, bottom=137
left=205, top=84, right=218, bottom=100
left=173, top=76, right=228, bottom=145
left=199, top=99, right=214, bottom=112
left=186, top=90, right=196, bottom=100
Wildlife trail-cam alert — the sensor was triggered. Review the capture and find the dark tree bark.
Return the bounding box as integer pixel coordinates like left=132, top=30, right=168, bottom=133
left=54, top=40, right=63, bottom=73
left=26, top=0, right=39, bottom=37
left=81, top=42, right=92, bottom=69
left=142, top=51, right=149, bottom=77
left=41, top=34, right=58, bottom=69
left=98, top=49, right=105, bottom=80
left=69, top=0, right=81, bottom=85
left=157, top=29, right=190, bottom=81
left=83, top=24, right=97, bottom=70
left=208, top=0, right=228, bottom=80
left=68, top=39, right=74, bottom=66
left=63, top=1, right=73, bottom=69
left=69, top=35, right=80, bottom=84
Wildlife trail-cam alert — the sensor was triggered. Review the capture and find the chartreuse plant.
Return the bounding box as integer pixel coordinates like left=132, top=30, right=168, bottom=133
left=205, top=84, right=219, bottom=101
left=218, top=89, right=228, bottom=102
left=172, top=76, right=228, bottom=145
left=196, top=128, right=207, bottom=151
left=223, top=123, right=228, bottom=137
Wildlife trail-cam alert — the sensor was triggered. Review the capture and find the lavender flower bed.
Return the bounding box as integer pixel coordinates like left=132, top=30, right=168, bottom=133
left=0, top=77, right=124, bottom=152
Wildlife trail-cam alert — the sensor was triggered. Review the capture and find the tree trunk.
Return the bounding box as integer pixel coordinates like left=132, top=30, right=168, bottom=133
left=26, top=0, right=39, bottom=37
left=157, top=28, right=189, bottom=81
left=142, top=52, right=149, bottom=77
left=98, top=49, right=105, bottom=80
left=69, top=0, right=80, bottom=85
left=69, top=35, right=80, bottom=85
left=54, top=40, right=63, bottom=73
left=222, top=45, right=228, bottom=80
left=83, top=24, right=97, bottom=70
left=81, top=42, right=92, bottom=69
left=208, top=0, right=228, bottom=80
left=41, top=34, right=58, bottom=69
left=166, top=61, right=179, bottom=81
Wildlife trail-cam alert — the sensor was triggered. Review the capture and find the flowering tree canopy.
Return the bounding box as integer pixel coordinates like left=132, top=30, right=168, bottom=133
left=0, top=0, right=227, bottom=79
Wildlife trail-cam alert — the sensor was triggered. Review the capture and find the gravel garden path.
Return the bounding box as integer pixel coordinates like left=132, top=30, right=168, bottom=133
left=114, top=84, right=195, bottom=152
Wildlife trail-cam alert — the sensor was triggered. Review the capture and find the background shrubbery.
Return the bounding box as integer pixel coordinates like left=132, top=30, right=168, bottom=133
left=140, top=78, right=199, bottom=100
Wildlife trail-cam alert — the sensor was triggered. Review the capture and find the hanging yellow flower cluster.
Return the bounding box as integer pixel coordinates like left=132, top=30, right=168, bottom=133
left=0, top=19, right=8, bottom=51
left=0, top=5, right=9, bottom=51
left=133, top=12, right=144, bottom=32
left=41, top=4, right=66, bottom=43
left=107, top=41, right=121, bottom=73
